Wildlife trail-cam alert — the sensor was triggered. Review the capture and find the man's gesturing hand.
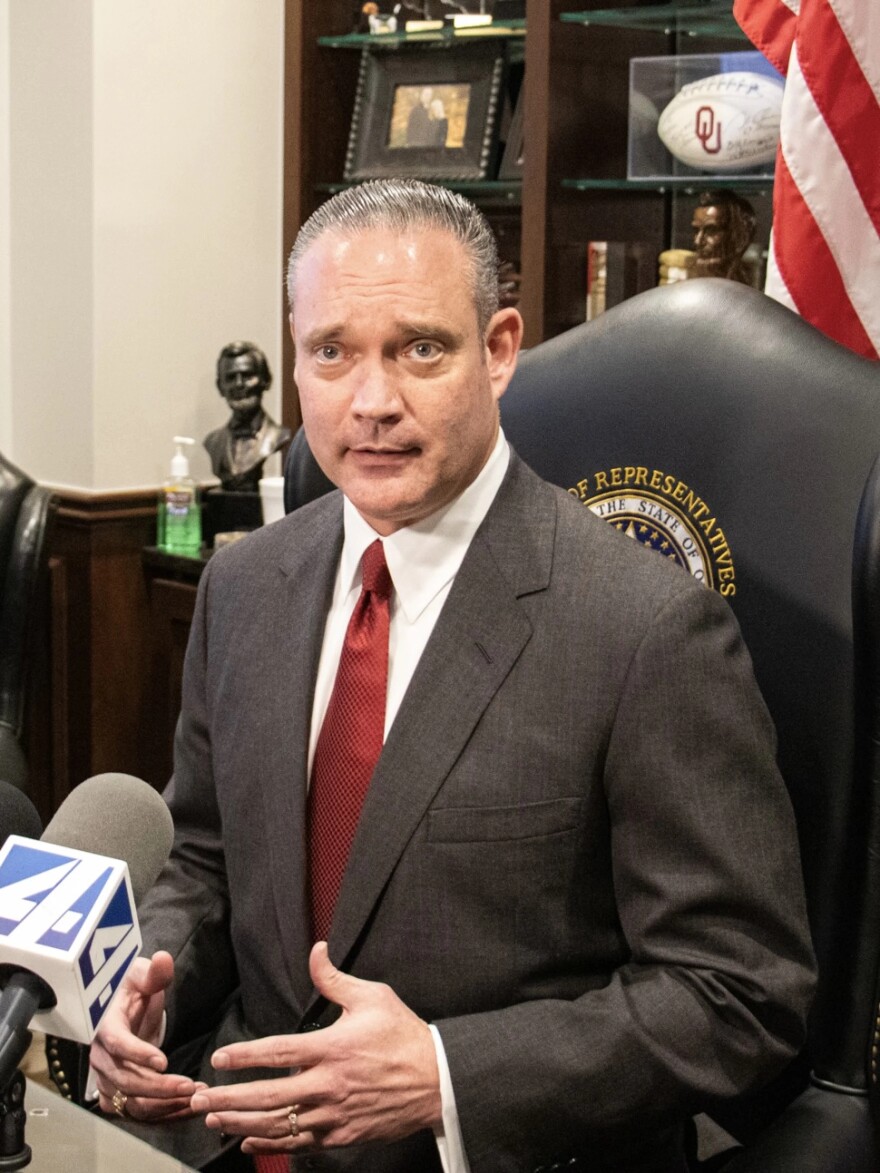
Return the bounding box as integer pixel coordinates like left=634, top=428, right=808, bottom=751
left=190, top=942, right=443, bottom=1155
left=90, top=950, right=205, bottom=1121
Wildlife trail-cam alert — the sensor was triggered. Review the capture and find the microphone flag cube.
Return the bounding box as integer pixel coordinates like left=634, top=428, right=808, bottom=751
left=0, top=836, right=141, bottom=1043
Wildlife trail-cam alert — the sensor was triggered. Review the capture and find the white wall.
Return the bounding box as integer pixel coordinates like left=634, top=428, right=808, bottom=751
left=0, top=0, right=11, bottom=456
left=8, top=0, right=95, bottom=487
left=3, top=0, right=285, bottom=490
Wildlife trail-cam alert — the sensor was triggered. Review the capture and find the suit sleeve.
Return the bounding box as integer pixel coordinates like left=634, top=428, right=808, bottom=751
left=137, top=558, right=240, bottom=1049
left=434, top=582, right=817, bottom=1171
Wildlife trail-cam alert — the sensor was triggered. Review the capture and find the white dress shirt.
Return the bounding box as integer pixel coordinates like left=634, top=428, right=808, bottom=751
left=307, top=428, right=511, bottom=1173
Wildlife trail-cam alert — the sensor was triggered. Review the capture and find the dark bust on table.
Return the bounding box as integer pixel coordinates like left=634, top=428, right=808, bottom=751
left=203, top=341, right=291, bottom=492
left=691, top=190, right=757, bottom=285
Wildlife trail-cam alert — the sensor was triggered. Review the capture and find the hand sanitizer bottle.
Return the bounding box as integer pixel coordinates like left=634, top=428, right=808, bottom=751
left=158, top=436, right=201, bottom=555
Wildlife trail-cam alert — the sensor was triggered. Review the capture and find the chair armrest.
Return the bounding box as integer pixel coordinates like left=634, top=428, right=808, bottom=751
left=720, top=1085, right=876, bottom=1173
left=0, top=724, right=28, bottom=792
left=0, top=485, right=56, bottom=734
left=45, top=1035, right=93, bottom=1106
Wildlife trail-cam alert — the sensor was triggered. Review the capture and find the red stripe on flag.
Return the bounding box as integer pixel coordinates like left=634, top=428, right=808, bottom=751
left=772, top=153, right=879, bottom=359
left=796, top=0, right=880, bottom=235
left=733, top=0, right=797, bottom=75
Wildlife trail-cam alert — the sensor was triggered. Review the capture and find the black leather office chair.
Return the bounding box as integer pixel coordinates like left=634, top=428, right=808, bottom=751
left=282, top=423, right=335, bottom=515
left=501, top=279, right=880, bottom=1170
left=281, top=278, right=880, bottom=1167
left=0, top=453, right=56, bottom=792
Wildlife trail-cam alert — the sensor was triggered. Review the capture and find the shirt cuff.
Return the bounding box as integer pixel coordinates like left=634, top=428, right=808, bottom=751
left=428, top=1024, right=471, bottom=1173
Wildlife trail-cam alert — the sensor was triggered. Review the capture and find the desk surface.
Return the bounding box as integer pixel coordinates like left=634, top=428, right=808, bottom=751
left=143, top=544, right=211, bottom=584
left=23, top=1081, right=197, bottom=1172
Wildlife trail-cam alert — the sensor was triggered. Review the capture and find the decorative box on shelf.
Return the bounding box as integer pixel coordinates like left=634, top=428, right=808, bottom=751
left=628, top=51, right=784, bottom=181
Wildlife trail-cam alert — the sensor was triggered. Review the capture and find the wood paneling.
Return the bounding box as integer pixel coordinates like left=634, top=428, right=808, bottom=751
left=27, top=489, right=158, bottom=820
left=140, top=566, right=202, bottom=791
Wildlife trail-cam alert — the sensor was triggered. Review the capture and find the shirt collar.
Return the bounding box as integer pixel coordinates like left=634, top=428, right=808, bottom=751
left=341, top=429, right=510, bottom=623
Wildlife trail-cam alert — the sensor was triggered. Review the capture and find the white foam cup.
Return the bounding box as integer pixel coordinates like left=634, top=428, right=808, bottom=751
left=258, top=476, right=286, bottom=526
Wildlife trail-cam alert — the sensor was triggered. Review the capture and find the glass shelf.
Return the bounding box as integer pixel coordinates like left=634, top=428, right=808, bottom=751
left=562, top=176, right=773, bottom=194
left=317, top=20, right=526, bottom=49
left=560, top=3, right=744, bottom=39
left=316, top=180, right=522, bottom=206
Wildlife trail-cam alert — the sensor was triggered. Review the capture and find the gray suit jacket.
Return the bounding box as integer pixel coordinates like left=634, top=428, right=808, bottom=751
left=138, top=454, right=816, bottom=1173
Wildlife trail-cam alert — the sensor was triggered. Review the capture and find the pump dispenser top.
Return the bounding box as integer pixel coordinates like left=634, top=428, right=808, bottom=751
left=170, top=436, right=195, bottom=478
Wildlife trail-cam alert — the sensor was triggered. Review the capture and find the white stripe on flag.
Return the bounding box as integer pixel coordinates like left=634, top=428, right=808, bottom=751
left=764, top=231, right=797, bottom=311
left=828, top=0, right=880, bottom=98
left=780, top=47, right=880, bottom=348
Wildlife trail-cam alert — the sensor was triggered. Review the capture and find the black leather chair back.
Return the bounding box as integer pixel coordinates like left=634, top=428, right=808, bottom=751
left=0, top=453, right=56, bottom=791
left=282, top=425, right=335, bottom=515
left=501, top=279, right=880, bottom=1158
left=281, top=280, right=880, bottom=1158
left=0, top=455, right=32, bottom=584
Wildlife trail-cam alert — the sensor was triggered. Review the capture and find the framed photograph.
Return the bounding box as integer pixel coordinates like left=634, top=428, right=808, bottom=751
left=498, top=83, right=524, bottom=179
left=344, top=45, right=506, bottom=182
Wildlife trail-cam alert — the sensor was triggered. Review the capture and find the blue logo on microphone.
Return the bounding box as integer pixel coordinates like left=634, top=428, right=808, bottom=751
left=39, top=868, right=113, bottom=951
left=0, top=843, right=81, bottom=939
left=78, top=881, right=135, bottom=986
left=88, top=944, right=138, bottom=1029
left=0, top=837, right=141, bottom=1042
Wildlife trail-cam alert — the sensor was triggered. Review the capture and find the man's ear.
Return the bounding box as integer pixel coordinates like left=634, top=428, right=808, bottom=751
left=485, top=307, right=524, bottom=403
left=289, top=313, right=299, bottom=374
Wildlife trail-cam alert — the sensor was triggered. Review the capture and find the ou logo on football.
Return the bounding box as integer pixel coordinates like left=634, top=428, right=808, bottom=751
left=695, top=105, right=722, bottom=154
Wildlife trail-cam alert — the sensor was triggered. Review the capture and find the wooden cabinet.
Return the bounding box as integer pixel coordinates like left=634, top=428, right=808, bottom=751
left=280, top=1, right=769, bottom=430
left=141, top=549, right=205, bottom=791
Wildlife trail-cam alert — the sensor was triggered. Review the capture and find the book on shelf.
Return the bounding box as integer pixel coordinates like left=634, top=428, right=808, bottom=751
left=586, top=241, right=655, bottom=320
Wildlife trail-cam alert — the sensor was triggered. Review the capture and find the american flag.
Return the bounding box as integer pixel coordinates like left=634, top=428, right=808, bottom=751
left=733, top=0, right=880, bottom=360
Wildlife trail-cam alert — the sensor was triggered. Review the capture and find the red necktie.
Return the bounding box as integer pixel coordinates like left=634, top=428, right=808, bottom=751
left=307, top=540, right=392, bottom=942
left=253, top=1158, right=289, bottom=1173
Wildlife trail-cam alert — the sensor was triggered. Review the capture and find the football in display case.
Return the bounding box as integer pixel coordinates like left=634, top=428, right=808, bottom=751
left=628, top=52, right=784, bottom=180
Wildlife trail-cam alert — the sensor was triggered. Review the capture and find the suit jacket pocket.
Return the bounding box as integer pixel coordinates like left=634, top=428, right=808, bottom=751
left=426, top=796, right=583, bottom=843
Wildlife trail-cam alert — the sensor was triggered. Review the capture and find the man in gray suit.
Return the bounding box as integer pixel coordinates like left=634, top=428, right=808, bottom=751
left=90, top=180, right=815, bottom=1173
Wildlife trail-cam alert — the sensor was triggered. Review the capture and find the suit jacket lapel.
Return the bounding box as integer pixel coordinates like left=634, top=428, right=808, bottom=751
left=323, top=457, right=558, bottom=981
left=261, top=496, right=343, bottom=1013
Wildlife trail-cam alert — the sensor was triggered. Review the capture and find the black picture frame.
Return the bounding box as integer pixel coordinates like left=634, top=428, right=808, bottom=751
left=344, top=45, right=506, bottom=182
left=497, top=82, right=524, bottom=179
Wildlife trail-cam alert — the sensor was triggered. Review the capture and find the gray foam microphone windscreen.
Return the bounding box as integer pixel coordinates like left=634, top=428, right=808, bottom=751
left=0, top=780, right=43, bottom=844
left=42, top=773, right=174, bottom=904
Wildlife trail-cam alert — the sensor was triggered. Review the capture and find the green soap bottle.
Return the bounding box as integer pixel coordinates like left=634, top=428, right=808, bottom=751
left=158, top=436, right=201, bottom=555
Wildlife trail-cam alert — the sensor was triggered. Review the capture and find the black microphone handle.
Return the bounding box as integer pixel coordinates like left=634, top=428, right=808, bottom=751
left=0, top=972, right=54, bottom=1094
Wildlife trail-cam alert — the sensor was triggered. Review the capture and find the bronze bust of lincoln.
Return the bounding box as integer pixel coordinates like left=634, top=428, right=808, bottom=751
left=203, top=342, right=291, bottom=492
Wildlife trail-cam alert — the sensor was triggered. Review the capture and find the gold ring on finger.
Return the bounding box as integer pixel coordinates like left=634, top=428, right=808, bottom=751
left=112, top=1089, right=128, bottom=1118
left=288, top=1107, right=299, bottom=1138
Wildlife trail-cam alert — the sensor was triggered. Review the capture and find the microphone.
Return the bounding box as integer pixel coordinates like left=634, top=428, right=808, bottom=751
left=0, top=774, right=173, bottom=1087
left=0, top=782, right=42, bottom=845
left=41, top=773, right=173, bottom=905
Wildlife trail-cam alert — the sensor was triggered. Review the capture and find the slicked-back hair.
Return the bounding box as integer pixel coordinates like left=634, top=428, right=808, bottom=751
left=286, top=179, right=500, bottom=335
